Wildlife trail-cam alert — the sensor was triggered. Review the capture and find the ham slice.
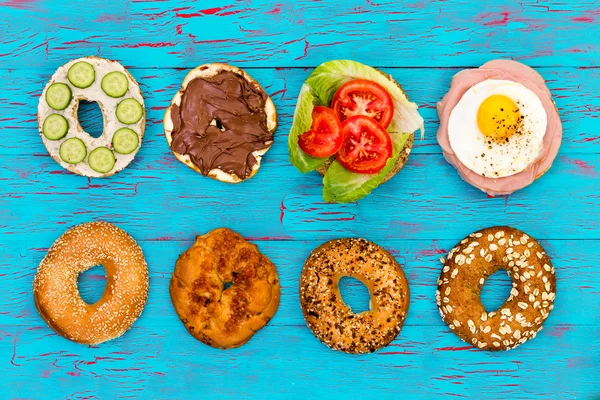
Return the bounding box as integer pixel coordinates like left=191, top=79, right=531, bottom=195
left=437, top=60, right=562, bottom=196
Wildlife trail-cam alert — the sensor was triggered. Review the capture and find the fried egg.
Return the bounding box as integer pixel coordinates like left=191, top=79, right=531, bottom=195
left=447, top=79, right=547, bottom=178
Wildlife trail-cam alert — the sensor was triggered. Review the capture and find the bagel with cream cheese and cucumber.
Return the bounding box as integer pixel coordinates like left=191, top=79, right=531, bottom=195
left=37, top=57, right=145, bottom=177
left=288, top=60, right=424, bottom=203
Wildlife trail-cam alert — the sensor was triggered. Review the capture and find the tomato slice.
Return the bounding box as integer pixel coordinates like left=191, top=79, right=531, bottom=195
left=298, top=106, right=343, bottom=158
left=331, top=79, right=394, bottom=128
left=337, top=116, right=393, bottom=174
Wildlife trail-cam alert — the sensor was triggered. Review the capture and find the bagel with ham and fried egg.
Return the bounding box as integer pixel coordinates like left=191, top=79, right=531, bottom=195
left=437, top=59, right=562, bottom=195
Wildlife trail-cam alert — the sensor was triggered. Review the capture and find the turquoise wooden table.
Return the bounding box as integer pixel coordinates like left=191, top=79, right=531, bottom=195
left=1, top=1, right=599, bottom=398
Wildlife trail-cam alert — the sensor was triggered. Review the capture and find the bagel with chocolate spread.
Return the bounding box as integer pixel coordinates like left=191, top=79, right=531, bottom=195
left=436, top=226, right=556, bottom=351
left=170, top=228, right=280, bottom=349
left=164, top=63, right=277, bottom=183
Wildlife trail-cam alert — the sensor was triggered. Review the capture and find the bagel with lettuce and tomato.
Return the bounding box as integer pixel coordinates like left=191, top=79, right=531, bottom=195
left=288, top=60, right=424, bottom=203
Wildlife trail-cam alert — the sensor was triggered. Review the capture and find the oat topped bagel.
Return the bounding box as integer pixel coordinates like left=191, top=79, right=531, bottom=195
left=164, top=63, right=277, bottom=183
left=436, top=226, right=556, bottom=351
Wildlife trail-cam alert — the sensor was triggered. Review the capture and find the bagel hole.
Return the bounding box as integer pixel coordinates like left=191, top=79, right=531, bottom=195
left=481, top=268, right=513, bottom=313
left=78, top=100, right=104, bottom=138
left=339, top=276, right=371, bottom=314
left=210, top=118, right=226, bottom=132
left=224, top=281, right=233, bottom=290
left=78, top=265, right=107, bottom=305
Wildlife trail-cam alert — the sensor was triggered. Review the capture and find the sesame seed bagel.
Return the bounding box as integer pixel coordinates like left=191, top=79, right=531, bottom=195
left=33, top=221, right=149, bottom=345
left=170, top=228, right=280, bottom=349
left=436, top=226, right=556, bottom=351
left=300, top=238, right=410, bottom=354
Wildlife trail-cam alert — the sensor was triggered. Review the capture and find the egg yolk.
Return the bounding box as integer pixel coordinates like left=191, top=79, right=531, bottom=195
left=477, top=95, right=521, bottom=140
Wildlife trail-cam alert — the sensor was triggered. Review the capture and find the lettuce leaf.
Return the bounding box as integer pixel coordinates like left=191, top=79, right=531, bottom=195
left=323, top=132, right=410, bottom=203
left=287, top=84, right=328, bottom=173
left=288, top=59, right=424, bottom=202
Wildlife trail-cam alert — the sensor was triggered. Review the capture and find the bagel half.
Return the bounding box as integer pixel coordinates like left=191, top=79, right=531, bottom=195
left=315, top=67, right=417, bottom=184
left=37, top=56, right=146, bottom=178
left=164, top=63, right=277, bottom=183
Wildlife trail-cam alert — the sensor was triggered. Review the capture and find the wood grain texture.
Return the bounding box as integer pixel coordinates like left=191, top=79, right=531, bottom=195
left=0, top=0, right=598, bottom=399
left=1, top=0, right=599, bottom=68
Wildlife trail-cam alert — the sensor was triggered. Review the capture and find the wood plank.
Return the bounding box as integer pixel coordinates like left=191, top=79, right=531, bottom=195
left=0, top=151, right=598, bottom=241
left=1, top=0, right=599, bottom=68
left=2, top=67, right=599, bottom=154
left=1, top=323, right=597, bottom=399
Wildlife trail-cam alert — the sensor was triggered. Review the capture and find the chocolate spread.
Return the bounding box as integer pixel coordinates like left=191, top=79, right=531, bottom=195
left=170, top=70, right=273, bottom=179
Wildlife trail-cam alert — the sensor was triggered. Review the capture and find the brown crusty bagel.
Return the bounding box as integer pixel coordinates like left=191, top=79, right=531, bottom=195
left=163, top=63, right=277, bottom=183
left=300, top=238, right=410, bottom=354
left=170, top=228, right=280, bottom=349
left=33, top=221, right=149, bottom=345
left=436, top=226, right=556, bottom=351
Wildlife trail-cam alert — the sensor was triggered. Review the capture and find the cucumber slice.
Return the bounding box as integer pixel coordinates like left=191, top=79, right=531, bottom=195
left=59, top=138, right=86, bottom=164
left=46, top=83, right=72, bottom=110
left=101, top=71, right=129, bottom=98
left=42, top=114, right=69, bottom=140
left=67, top=61, right=95, bottom=89
left=116, top=98, right=143, bottom=124
left=112, top=128, right=139, bottom=154
left=88, top=147, right=116, bottom=173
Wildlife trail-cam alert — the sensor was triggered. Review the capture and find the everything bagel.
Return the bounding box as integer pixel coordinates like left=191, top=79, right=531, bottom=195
left=436, top=226, right=556, bottom=351
left=33, top=221, right=149, bottom=345
left=300, top=238, right=410, bottom=354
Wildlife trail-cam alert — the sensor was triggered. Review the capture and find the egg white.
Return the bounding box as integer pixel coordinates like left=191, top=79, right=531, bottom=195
left=448, top=79, right=548, bottom=178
